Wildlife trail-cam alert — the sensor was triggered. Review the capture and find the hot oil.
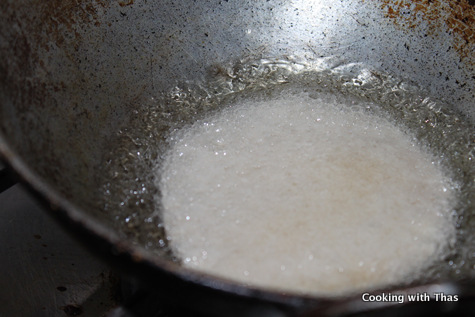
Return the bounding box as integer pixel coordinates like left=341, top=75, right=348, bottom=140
left=97, top=58, right=474, bottom=294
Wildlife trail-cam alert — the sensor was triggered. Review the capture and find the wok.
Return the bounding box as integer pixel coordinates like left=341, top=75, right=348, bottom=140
left=1, top=0, right=474, bottom=316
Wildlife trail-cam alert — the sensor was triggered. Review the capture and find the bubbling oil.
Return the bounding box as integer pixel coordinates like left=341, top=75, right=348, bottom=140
left=157, top=92, right=458, bottom=295
left=97, top=58, right=474, bottom=295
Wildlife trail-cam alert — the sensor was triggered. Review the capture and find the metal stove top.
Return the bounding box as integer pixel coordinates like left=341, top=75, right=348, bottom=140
left=0, top=184, right=119, bottom=316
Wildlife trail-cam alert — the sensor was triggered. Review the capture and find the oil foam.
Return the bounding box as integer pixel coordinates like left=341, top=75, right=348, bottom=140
left=156, top=93, right=456, bottom=295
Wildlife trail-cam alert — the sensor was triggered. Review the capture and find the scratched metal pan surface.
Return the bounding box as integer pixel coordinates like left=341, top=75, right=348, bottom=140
left=0, top=0, right=474, bottom=316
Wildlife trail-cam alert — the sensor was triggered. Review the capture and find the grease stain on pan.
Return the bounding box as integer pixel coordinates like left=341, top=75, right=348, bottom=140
left=379, top=0, right=475, bottom=63
left=36, top=1, right=108, bottom=49
left=3, top=0, right=109, bottom=63
left=118, top=0, right=134, bottom=7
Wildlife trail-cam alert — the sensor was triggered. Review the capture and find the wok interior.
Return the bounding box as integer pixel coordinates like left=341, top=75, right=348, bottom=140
left=0, top=0, right=474, bottom=297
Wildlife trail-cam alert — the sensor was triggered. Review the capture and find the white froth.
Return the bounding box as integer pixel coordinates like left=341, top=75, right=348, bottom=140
left=156, top=93, right=456, bottom=295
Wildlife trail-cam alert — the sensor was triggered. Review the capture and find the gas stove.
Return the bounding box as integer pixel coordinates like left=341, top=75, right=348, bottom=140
left=0, top=177, right=208, bottom=317
left=0, top=183, right=119, bottom=316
